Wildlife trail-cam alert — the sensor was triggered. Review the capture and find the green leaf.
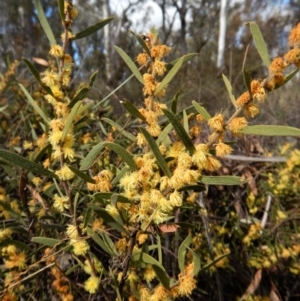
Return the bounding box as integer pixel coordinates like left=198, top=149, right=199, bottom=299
left=178, top=184, right=205, bottom=192
left=93, top=192, right=113, bottom=203
left=156, top=123, right=172, bottom=147
left=0, top=105, right=8, bottom=112
left=140, top=128, right=172, bottom=178
left=62, top=101, right=81, bottom=141
left=121, top=98, right=146, bottom=121
left=68, top=165, right=96, bottom=183
left=171, top=90, right=181, bottom=114
left=73, top=17, right=114, bottom=40
left=201, top=175, right=242, bottom=185
left=191, top=100, right=211, bottom=120
left=86, top=227, right=115, bottom=255
left=111, top=166, right=130, bottom=185
left=152, top=264, right=170, bottom=289
left=102, top=117, right=137, bottom=142
left=129, top=30, right=151, bottom=58
left=200, top=252, right=230, bottom=273
left=19, top=83, right=49, bottom=123
left=132, top=251, right=170, bottom=289
left=34, top=144, right=51, bottom=163
left=222, top=74, right=237, bottom=108
left=168, top=53, right=198, bottom=69
left=34, top=0, right=57, bottom=45
left=162, top=109, right=196, bottom=154
left=192, top=251, right=201, bottom=276
left=88, top=205, right=128, bottom=234
left=114, top=46, right=144, bottom=84
left=178, top=233, right=192, bottom=272
left=247, top=22, right=270, bottom=67
left=283, top=69, right=299, bottom=87
left=22, top=58, right=54, bottom=96
left=111, top=194, right=131, bottom=206
left=83, top=207, right=92, bottom=228
left=155, top=56, right=184, bottom=95
left=242, top=45, right=252, bottom=97
left=183, top=110, right=189, bottom=133
left=0, top=149, right=58, bottom=179
left=241, top=125, right=300, bottom=136
left=68, top=71, right=98, bottom=108
left=32, top=237, right=61, bottom=247
left=100, top=232, right=118, bottom=256
left=80, top=141, right=138, bottom=171
left=57, top=0, right=65, bottom=21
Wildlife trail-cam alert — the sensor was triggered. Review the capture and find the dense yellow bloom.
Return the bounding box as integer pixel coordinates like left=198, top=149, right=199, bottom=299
left=150, top=284, right=169, bottom=301
left=41, top=70, right=60, bottom=87
left=53, top=194, right=69, bottom=212
left=244, top=103, right=260, bottom=118
left=236, top=91, right=250, bottom=106
left=153, top=60, right=167, bottom=76
left=215, top=141, right=233, bottom=157
left=137, top=53, right=148, bottom=65
left=208, top=113, right=225, bottom=132
left=288, top=22, right=300, bottom=47
left=143, top=73, right=157, bottom=95
left=5, top=252, right=27, bottom=270
left=49, top=45, right=64, bottom=58
left=70, top=239, right=90, bottom=255
left=66, top=224, right=79, bottom=239
left=0, top=228, right=12, bottom=241
left=84, top=276, right=99, bottom=294
left=55, top=164, right=75, bottom=181
left=228, top=117, right=247, bottom=134
left=269, top=57, right=286, bottom=75
left=284, top=48, right=300, bottom=67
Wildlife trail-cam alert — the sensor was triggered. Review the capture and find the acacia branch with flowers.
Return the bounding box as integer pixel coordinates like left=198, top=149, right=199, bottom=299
left=1, top=1, right=300, bottom=301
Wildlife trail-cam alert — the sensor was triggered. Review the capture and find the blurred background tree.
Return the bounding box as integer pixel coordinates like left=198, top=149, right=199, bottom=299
left=1, top=0, right=300, bottom=124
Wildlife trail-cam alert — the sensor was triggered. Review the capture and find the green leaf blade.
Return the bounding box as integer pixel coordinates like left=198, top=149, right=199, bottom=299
left=222, top=74, right=237, bottom=108
left=240, top=125, right=300, bottom=136
left=34, top=0, right=57, bottom=46
left=191, top=100, right=211, bottom=120
left=247, top=22, right=271, bottom=67
left=140, top=128, right=172, bottom=178
left=162, top=109, right=196, bottom=154
left=0, top=149, right=58, bottom=179
left=155, top=56, right=184, bottom=95
left=114, top=46, right=144, bottom=84
left=19, top=83, right=49, bottom=124
left=201, top=175, right=242, bottom=185
left=73, top=17, right=114, bottom=40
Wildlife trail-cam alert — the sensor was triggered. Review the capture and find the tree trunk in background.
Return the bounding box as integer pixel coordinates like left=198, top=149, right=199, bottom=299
left=103, top=0, right=112, bottom=81
left=217, top=0, right=227, bottom=69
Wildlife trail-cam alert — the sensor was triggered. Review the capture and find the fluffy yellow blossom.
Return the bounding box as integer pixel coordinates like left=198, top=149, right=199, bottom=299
left=84, top=276, right=99, bottom=294
left=150, top=284, right=169, bottom=301
left=143, top=265, right=156, bottom=282
left=49, top=45, right=64, bottom=58
left=105, top=204, right=119, bottom=217
left=70, top=239, right=90, bottom=256
left=245, top=103, right=260, bottom=118
left=228, top=117, right=247, bottom=134
left=53, top=194, right=69, bottom=212
left=215, top=141, right=233, bottom=157
left=288, top=22, right=300, bottom=47
left=55, top=164, right=75, bottom=181
left=66, top=224, right=79, bottom=239
left=41, top=70, right=60, bottom=87
left=284, top=48, right=300, bottom=67
left=236, top=91, right=250, bottom=107
left=153, top=60, right=167, bottom=76
left=136, top=53, right=148, bottom=65
left=208, top=113, right=225, bottom=132
left=269, top=57, right=286, bottom=75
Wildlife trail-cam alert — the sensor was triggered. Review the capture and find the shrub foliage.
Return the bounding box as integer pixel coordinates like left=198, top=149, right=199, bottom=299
left=0, top=1, right=300, bottom=301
